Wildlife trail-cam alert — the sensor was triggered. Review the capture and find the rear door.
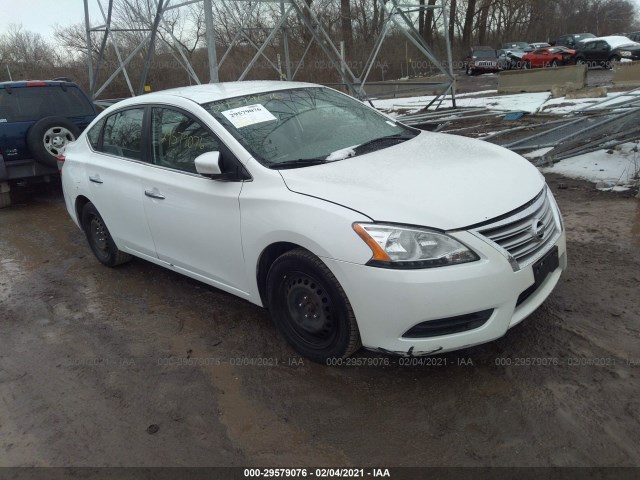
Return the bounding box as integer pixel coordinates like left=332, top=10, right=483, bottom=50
left=583, top=42, right=599, bottom=63
left=140, top=106, right=248, bottom=294
left=84, top=107, right=158, bottom=260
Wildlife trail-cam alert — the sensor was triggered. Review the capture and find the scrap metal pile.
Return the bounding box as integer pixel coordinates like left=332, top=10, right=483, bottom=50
left=395, top=87, right=640, bottom=165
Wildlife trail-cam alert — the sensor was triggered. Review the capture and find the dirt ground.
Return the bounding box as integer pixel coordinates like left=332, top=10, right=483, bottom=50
left=0, top=174, right=639, bottom=468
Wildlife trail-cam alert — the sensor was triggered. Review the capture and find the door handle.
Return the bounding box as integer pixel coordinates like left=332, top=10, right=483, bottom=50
left=145, top=189, right=165, bottom=200
left=89, top=175, right=103, bottom=184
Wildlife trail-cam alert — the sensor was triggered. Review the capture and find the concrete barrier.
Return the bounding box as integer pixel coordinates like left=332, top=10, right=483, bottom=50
left=365, top=74, right=451, bottom=98
left=497, top=65, right=587, bottom=94
left=613, top=61, right=640, bottom=87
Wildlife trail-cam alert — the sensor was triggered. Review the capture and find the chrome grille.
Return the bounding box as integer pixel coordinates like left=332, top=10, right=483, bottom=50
left=476, top=61, right=496, bottom=67
left=475, top=188, right=561, bottom=269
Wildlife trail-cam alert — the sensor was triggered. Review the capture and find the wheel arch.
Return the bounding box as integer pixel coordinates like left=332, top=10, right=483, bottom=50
left=75, top=195, right=91, bottom=228
left=256, top=241, right=306, bottom=306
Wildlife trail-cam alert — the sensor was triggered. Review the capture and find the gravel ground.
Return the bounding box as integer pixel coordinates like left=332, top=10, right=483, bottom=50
left=0, top=176, right=639, bottom=468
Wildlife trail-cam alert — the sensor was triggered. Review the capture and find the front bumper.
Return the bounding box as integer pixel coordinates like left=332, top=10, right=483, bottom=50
left=470, top=64, right=500, bottom=73
left=323, top=230, right=566, bottom=356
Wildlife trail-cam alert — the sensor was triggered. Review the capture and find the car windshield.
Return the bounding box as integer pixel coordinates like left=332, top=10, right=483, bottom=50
left=0, top=85, right=95, bottom=122
left=203, top=87, right=418, bottom=168
left=473, top=50, right=496, bottom=57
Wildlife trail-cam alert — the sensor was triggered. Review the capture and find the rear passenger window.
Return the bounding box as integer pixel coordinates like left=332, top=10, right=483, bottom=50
left=100, top=108, right=145, bottom=160
left=86, top=119, right=105, bottom=150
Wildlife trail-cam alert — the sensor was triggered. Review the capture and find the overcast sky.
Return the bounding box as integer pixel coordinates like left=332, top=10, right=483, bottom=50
left=1, top=0, right=640, bottom=42
left=0, top=0, right=86, bottom=40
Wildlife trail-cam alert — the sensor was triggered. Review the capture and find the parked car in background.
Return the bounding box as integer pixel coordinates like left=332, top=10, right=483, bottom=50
left=575, top=36, right=640, bottom=68
left=0, top=79, right=96, bottom=206
left=503, top=42, right=533, bottom=52
left=498, top=44, right=529, bottom=70
left=552, top=33, right=595, bottom=49
left=529, top=42, right=551, bottom=49
left=464, top=46, right=500, bottom=75
left=626, top=31, right=640, bottom=43
left=522, top=46, right=577, bottom=68
left=60, top=81, right=566, bottom=362
left=497, top=49, right=525, bottom=70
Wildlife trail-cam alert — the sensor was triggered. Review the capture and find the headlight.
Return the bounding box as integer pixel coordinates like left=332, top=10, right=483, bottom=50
left=620, top=51, right=632, bottom=57
left=353, top=223, right=480, bottom=269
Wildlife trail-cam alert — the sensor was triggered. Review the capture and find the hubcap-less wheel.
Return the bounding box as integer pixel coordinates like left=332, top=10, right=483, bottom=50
left=89, top=215, right=110, bottom=261
left=81, top=202, right=131, bottom=267
left=266, top=249, right=361, bottom=362
left=43, top=126, right=75, bottom=156
left=285, top=272, right=336, bottom=349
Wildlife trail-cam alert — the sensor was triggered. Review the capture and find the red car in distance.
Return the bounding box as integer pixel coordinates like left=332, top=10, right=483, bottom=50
left=522, top=46, right=577, bottom=68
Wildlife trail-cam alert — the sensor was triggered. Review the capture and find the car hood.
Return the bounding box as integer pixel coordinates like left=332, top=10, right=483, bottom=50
left=278, top=132, right=544, bottom=230
left=615, top=45, right=640, bottom=51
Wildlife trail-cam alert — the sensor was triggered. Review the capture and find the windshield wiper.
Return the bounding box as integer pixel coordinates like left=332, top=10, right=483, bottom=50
left=354, top=132, right=418, bottom=153
left=268, top=158, right=330, bottom=170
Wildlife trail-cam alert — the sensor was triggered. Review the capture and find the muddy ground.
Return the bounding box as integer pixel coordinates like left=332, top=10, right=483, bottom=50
left=0, top=174, right=639, bottom=468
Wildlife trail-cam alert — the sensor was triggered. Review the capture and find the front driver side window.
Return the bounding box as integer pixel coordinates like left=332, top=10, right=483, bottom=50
left=151, top=108, right=220, bottom=174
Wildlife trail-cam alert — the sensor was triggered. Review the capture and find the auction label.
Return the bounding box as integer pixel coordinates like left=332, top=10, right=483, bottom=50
left=222, top=104, right=277, bottom=128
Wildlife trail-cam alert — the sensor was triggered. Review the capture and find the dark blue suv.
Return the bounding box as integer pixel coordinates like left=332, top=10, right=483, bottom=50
left=0, top=80, right=96, bottom=206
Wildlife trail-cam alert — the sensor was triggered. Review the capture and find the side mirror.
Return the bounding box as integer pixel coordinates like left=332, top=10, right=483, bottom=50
left=195, top=151, right=222, bottom=179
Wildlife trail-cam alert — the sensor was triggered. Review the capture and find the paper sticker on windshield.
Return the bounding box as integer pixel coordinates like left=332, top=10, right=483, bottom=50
left=221, top=104, right=277, bottom=129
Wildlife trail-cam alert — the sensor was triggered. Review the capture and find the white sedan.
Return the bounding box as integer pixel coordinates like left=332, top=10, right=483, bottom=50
left=61, top=81, right=566, bottom=362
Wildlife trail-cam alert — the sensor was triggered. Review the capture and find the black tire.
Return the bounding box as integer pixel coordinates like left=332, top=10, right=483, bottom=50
left=551, top=59, right=559, bottom=68
left=266, top=248, right=361, bottom=363
left=607, top=55, right=620, bottom=69
left=523, top=62, right=531, bottom=69
left=466, top=67, right=474, bottom=76
left=81, top=202, right=131, bottom=267
left=26, top=116, right=81, bottom=168
left=0, top=191, right=10, bottom=209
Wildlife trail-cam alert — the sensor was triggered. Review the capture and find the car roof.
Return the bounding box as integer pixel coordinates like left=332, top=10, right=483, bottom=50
left=0, top=80, right=78, bottom=89
left=126, top=81, right=319, bottom=105
left=581, top=35, right=637, bottom=47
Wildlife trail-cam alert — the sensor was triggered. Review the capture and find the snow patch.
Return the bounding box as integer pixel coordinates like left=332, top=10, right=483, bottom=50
left=541, top=143, right=640, bottom=189
left=524, top=147, right=554, bottom=159
left=326, top=146, right=357, bottom=161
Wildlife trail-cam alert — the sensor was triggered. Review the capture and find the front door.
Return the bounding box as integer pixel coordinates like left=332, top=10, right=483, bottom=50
left=141, top=106, right=248, bottom=295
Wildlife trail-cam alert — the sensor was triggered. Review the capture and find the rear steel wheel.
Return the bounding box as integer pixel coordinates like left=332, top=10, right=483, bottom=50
left=81, top=202, right=131, bottom=267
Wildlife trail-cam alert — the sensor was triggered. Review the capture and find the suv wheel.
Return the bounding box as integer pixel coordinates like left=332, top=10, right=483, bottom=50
left=26, top=116, right=81, bottom=168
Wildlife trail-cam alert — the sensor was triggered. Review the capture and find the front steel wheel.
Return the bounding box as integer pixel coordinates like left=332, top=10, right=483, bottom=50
left=266, top=249, right=361, bottom=363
